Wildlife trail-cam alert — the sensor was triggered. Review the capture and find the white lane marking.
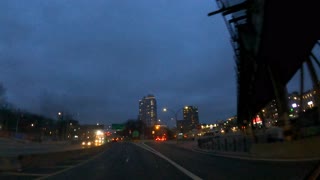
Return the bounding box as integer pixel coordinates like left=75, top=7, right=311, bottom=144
left=134, top=143, right=202, bottom=180
left=36, top=149, right=108, bottom=180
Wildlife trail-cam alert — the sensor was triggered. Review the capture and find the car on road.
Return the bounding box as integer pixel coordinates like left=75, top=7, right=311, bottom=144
left=82, top=140, right=93, bottom=146
left=111, top=137, right=123, bottom=142
left=155, top=136, right=166, bottom=141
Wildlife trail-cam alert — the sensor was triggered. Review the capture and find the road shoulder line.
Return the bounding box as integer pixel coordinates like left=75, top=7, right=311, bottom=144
left=35, top=148, right=108, bottom=180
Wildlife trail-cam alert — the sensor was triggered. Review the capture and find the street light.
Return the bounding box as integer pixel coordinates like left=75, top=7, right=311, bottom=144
left=162, top=107, right=181, bottom=125
left=162, top=106, right=189, bottom=140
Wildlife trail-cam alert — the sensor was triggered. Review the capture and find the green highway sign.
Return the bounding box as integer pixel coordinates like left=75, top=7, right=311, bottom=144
left=132, top=130, right=139, bottom=138
left=111, top=124, right=125, bottom=131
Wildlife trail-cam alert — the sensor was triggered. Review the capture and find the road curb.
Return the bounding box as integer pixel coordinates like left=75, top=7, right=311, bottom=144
left=192, top=147, right=320, bottom=162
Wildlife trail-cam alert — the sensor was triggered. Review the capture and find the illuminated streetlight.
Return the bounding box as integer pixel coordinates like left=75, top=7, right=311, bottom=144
left=96, top=130, right=103, bottom=136
left=162, top=106, right=195, bottom=140
left=58, top=112, right=62, bottom=116
left=31, top=123, right=34, bottom=127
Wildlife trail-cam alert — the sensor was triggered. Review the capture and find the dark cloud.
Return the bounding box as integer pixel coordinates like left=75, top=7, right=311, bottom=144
left=0, top=0, right=241, bottom=125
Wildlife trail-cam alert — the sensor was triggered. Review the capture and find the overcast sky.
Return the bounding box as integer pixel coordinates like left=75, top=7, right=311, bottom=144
left=0, top=0, right=315, bottom=126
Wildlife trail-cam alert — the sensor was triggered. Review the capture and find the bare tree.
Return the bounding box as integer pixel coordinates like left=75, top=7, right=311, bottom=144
left=0, top=83, right=6, bottom=106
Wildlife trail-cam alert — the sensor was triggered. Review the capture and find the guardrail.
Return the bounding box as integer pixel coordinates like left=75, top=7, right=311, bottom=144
left=197, top=135, right=254, bottom=153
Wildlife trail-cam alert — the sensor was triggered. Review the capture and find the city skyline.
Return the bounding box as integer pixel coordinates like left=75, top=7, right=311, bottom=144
left=0, top=0, right=316, bottom=125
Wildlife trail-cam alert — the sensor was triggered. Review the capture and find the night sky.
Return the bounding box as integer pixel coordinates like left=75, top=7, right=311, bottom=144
left=0, top=0, right=313, bottom=126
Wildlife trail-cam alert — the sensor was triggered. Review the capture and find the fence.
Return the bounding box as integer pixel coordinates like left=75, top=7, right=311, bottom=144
left=197, top=135, right=254, bottom=153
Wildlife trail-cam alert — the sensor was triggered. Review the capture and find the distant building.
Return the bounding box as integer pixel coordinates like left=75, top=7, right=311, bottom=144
left=176, top=120, right=190, bottom=134
left=288, top=91, right=300, bottom=118
left=79, top=124, right=104, bottom=140
left=182, top=106, right=199, bottom=130
left=139, top=94, right=157, bottom=127
left=260, top=89, right=318, bottom=127
left=301, top=90, right=316, bottom=111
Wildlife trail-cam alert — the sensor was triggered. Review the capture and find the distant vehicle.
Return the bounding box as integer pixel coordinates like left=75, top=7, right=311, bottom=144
left=203, top=132, right=215, bottom=137
left=111, top=137, right=123, bottom=142
left=82, top=140, right=93, bottom=146
left=265, top=127, right=284, bottom=142
left=202, top=131, right=221, bottom=138
left=155, top=136, right=166, bottom=141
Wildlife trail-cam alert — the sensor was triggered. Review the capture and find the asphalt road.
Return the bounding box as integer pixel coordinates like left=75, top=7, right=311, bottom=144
left=7, top=141, right=316, bottom=180
left=46, top=142, right=191, bottom=180
left=146, top=142, right=320, bottom=180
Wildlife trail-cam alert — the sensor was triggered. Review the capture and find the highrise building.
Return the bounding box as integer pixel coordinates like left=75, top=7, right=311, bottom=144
left=183, top=106, right=199, bottom=130
left=139, top=95, right=157, bottom=127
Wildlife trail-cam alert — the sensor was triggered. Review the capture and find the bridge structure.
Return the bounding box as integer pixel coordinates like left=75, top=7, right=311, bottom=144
left=208, top=0, right=320, bottom=131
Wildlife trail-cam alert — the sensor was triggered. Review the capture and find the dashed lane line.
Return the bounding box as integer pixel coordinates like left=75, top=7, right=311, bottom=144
left=134, top=142, right=203, bottom=180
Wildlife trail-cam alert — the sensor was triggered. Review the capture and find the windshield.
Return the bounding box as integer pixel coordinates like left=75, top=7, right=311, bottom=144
left=0, top=0, right=320, bottom=180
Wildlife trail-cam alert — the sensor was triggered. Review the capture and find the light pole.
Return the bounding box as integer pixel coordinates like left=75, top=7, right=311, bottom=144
left=162, top=106, right=188, bottom=141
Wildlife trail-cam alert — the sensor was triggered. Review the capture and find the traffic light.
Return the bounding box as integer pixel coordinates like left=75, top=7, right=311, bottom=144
left=290, top=108, right=294, bottom=112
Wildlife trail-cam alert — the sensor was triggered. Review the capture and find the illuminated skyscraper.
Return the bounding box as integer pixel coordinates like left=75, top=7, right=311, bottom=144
left=183, top=106, right=199, bottom=129
left=139, top=95, right=157, bottom=127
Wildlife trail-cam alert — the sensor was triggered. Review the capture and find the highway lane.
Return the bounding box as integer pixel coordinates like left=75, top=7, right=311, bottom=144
left=45, top=142, right=191, bottom=180
left=146, top=142, right=319, bottom=180
left=28, top=141, right=319, bottom=180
